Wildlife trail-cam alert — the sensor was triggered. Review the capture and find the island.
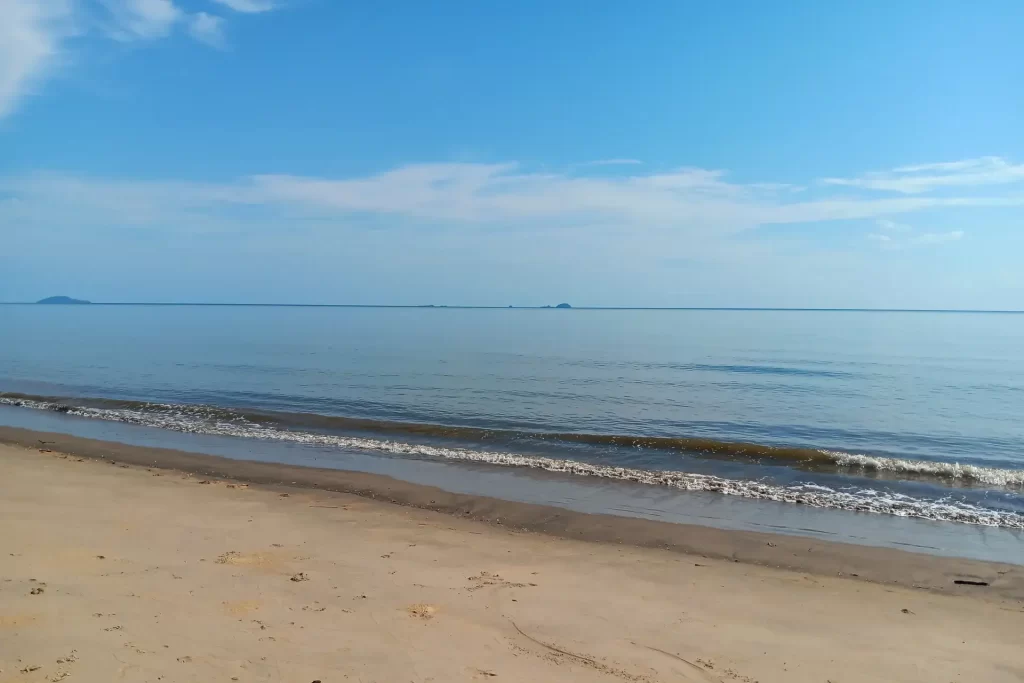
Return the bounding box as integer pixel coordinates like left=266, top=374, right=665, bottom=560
left=542, top=303, right=573, bottom=309
left=36, top=296, right=91, bottom=305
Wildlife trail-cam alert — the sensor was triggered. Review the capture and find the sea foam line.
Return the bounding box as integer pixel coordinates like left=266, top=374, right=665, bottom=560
left=4, top=393, right=1023, bottom=488
left=3, top=397, right=1023, bottom=530
left=819, top=450, right=1024, bottom=488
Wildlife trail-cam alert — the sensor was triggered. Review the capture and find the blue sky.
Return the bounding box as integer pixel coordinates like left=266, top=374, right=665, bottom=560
left=2, top=0, right=1023, bottom=307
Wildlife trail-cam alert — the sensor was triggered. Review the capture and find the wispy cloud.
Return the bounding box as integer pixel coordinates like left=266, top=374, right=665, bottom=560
left=0, top=0, right=282, bottom=120
left=2, top=162, right=1017, bottom=241
left=0, top=0, right=77, bottom=120
left=823, top=156, right=1024, bottom=194
left=212, top=0, right=276, bottom=12
left=576, top=159, right=644, bottom=168
left=867, top=219, right=964, bottom=249
left=100, top=0, right=181, bottom=41
left=875, top=218, right=912, bottom=233
left=912, top=230, right=964, bottom=245
left=188, top=12, right=225, bottom=48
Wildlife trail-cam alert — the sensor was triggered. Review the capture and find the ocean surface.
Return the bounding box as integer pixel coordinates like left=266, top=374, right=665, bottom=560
left=2, top=305, right=1023, bottom=559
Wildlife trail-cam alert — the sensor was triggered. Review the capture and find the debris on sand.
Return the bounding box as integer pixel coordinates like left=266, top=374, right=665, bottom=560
left=406, top=603, right=437, bottom=619
left=290, top=572, right=310, bottom=582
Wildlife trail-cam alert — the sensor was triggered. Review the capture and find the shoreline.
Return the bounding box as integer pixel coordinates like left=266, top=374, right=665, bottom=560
left=4, top=394, right=1021, bottom=537
left=3, top=425, right=1022, bottom=600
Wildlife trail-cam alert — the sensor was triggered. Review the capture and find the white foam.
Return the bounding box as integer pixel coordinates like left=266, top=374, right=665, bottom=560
left=821, top=450, right=1024, bottom=487
left=4, top=397, right=1023, bottom=530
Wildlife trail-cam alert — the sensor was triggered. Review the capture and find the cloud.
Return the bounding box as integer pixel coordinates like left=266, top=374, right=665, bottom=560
left=0, top=0, right=77, bottom=120
left=212, top=0, right=275, bottom=12
left=188, top=12, right=225, bottom=48
left=875, top=218, right=912, bottom=233
left=867, top=219, right=964, bottom=249
left=823, top=157, right=1024, bottom=194
left=237, top=164, right=786, bottom=226
left=912, top=230, right=964, bottom=245
left=0, top=0, right=281, bottom=120
left=100, top=0, right=182, bottom=41
left=576, top=159, right=644, bottom=168
left=2, top=162, right=1017, bottom=243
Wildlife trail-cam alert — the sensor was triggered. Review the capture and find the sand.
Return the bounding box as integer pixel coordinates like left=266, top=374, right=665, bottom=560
left=1, top=442, right=1023, bottom=683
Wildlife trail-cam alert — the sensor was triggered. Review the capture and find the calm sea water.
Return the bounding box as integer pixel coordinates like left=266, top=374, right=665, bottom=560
left=2, top=305, right=1023, bottom=543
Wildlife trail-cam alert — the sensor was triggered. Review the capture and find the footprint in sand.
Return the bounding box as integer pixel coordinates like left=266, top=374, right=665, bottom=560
left=223, top=600, right=262, bottom=617
left=215, top=550, right=285, bottom=572
left=466, top=571, right=534, bottom=592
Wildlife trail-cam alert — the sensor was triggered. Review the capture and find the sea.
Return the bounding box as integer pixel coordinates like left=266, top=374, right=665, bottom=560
left=2, top=304, right=1023, bottom=563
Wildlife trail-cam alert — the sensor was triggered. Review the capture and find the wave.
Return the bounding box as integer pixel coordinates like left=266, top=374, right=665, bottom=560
left=2, top=394, right=1022, bottom=530
left=821, top=450, right=1024, bottom=489
left=2, top=392, right=1022, bottom=488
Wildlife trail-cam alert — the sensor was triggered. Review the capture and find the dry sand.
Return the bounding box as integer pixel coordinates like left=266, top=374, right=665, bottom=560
left=1, top=442, right=1023, bottom=683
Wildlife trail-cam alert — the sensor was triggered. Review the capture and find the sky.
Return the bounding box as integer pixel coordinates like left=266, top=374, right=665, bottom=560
left=2, top=0, right=1023, bottom=308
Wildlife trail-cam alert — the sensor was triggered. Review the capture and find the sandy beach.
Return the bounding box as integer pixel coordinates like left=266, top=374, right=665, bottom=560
left=2, top=440, right=1023, bottom=683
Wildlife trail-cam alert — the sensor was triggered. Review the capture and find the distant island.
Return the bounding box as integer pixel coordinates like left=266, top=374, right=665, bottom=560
left=36, top=296, right=91, bottom=305
left=541, top=303, right=572, bottom=309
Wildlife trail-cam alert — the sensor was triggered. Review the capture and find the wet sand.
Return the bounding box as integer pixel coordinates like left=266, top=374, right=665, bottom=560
left=2, top=439, right=1024, bottom=682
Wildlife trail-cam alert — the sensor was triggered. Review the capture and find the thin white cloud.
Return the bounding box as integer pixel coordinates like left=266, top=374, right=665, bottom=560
left=0, top=0, right=77, bottom=120
left=0, top=0, right=280, bottom=120
left=912, top=230, right=964, bottom=245
left=577, top=159, right=644, bottom=168
left=244, top=165, right=767, bottom=224
left=893, top=160, right=991, bottom=174
left=875, top=218, right=912, bottom=233
left=188, top=11, right=225, bottom=48
left=2, top=162, right=1017, bottom=239
left=100, top=0, right=182, bottom=41
left=212, top=0, right=275, bottom=12
left=823, top=156, right=1024, bottom=194
left=866, top=219, right=964, bottom=249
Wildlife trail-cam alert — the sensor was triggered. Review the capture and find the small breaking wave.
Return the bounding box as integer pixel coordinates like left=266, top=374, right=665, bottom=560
left=822, top=450, right=1024, bottom=488
left=2, top=392, right=1022, bottom=488
left=2, top=394, right=1022, bottom=530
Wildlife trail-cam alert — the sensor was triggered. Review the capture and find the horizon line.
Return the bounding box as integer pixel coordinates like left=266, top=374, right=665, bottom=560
left=3, top=302, right=1023, bottom=314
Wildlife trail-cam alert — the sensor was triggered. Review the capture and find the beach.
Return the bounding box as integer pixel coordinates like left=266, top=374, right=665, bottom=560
left=2, top=439, right=1023, bottom=683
